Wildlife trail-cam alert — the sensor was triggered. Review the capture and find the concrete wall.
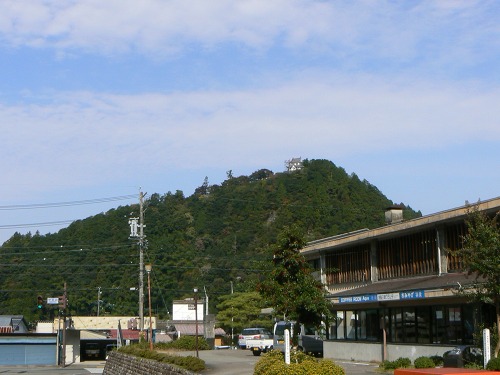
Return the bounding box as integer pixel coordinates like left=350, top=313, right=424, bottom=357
left=324, top=341, right=455, bottom=363
left=103, top=352, right=195, bottom=375
left=64, top=330, right=81, bottom=364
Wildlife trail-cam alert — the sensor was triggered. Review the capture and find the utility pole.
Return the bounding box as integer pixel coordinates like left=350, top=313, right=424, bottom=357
left=128, top=189, right=146, bottom=338
left=138, top=190, right=146, bottom=335
left=97, top=287, right=101, bottom=317
left=62, top=282, right=67, bottom=367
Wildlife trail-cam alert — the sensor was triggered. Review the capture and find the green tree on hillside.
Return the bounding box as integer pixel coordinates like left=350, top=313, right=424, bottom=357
left=258, top=225, right=331, bottom=329
left=215, top=291, right=272, bottom=340
left=460, top=205, right=500, bottom=357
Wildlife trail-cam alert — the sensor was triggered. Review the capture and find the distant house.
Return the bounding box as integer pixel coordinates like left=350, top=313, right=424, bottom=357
left=0, top=315, right=29, bottom=333
left=285, top=157, right=303, bottom=172
left=165, top=298, right=226, bottom=347
left=0, top=315, right=57, bottom=366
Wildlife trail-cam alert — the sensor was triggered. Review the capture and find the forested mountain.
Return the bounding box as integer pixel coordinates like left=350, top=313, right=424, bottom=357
left=0, top=159, right=420, bottom=325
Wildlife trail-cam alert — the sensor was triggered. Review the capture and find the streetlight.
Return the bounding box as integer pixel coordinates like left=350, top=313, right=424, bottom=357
left=145, top=263, right=153, bottom=350
left=194, top=287, right=199, bottom=358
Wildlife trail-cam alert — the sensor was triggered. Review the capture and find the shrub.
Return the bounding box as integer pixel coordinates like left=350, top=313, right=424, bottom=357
left=253, top=349, right=345, bottom=375
left=486, top=357, right=500, bottom=371
left=117, top=344, right=205, bottom=372
left=379, top=360, right=397, bottom=370
left=379, top=357, right=411, bottom=370
left=430, top=355, right=443, bottom=367
left=394, top=357, right=411, bottom=368
left=414, top=356, right=436, bottom=368
left=155, top=335, right=210, bottom=351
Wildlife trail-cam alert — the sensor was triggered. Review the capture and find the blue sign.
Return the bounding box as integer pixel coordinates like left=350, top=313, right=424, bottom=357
left=339, top=294, right=377, bottom=303
left=338, top=290, right=425, bottom=304
left=399, top=290, right=425, bottom=300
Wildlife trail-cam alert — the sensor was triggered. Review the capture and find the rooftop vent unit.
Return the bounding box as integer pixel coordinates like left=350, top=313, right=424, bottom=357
left=385, top=206, right=403, bottom=225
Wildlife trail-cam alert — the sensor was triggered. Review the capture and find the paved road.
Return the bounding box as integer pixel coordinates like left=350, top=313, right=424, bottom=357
left=0, top=351, right=379, bottom=374
left=185, top=348, right=379, bottom=374
left=0, top=361, right=105, bottom=374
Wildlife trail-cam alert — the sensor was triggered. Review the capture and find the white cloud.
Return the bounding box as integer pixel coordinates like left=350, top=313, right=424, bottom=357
left=0, top=0, right=498, bottom=66
left=1, top=76, right=498, bottom=194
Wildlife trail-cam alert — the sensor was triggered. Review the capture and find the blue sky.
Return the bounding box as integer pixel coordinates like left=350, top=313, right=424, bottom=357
left=0, top=0, right=499, bottom=244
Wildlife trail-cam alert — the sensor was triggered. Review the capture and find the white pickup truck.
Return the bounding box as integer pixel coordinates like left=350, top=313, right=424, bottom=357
left=245, top=338, right=274, bottom=356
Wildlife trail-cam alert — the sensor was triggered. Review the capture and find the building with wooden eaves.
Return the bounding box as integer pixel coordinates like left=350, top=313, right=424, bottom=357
left=301, top=197, right=500, bottom=362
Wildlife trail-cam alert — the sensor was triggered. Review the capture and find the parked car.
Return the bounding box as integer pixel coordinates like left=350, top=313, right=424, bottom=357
left=84, top=342, right=100, bottom=359
left=443, top=345, right=483, bottom=368
left=238, top=328, right=273, bottom=349
left=273, top=321, right=324, bottom=357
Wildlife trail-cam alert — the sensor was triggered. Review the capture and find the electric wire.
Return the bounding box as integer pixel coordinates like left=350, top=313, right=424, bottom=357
left=0, top=195, right=137, bottom=210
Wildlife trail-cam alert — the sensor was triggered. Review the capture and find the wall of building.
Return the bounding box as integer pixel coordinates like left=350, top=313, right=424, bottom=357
left=172, top=300, right=204, bottom=321
left=324, top=341, right=455, bottom=363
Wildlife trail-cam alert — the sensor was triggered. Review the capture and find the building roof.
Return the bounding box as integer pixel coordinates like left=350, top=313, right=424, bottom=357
left=303, top=196, right=500, bottom=255
left=53, top=316, right=155, bottom=330
left=171, top=323, right=226, bottom=336
left=0, top=315, right=28, bottom=333
left=80, top=330, right=108, bottom=340
left=108, top=329, right=141, bottom=341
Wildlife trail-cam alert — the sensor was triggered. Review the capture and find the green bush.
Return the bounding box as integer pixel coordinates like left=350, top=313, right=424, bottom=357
left=395, top=357, right=411, bottom=368
left=253, top=350, right=344, bottom=375
left=486, top=357, right=500, bottom=371
left=430, top=355, right=443, bottom=367
left=379, top=360, right=396, bottom=370
left=379, top=357, right=411, bottom=370
left=117, top=344, right=205, bottom=372
left=155, top=335, right=210, bottom=351
left=414, top=356, right=436, bottom=368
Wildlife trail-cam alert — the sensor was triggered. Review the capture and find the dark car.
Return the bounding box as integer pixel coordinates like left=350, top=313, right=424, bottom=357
left=443, top=345, right=483, bottom=368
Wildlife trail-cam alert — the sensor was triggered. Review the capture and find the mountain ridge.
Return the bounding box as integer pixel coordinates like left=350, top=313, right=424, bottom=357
left=0, top=159, right=421, bottom=324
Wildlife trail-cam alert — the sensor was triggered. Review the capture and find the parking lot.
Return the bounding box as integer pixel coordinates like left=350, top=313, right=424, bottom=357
left=0, top=350, right=379, bottom=374
left=181, top=348, right=379, bottom=375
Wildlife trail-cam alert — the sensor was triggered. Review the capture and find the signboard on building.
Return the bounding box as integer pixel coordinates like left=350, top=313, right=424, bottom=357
left=338, top=290, right=425, bottom=304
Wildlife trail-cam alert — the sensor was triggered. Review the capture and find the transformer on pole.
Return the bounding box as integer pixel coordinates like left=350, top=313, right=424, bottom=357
left=129, top=189, right=146, bottom=336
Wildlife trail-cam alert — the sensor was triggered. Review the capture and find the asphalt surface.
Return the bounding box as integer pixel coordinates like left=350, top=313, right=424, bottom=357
left=182, top=348, right=380, bottom=374
left=0, top=350, right=379, bottom=374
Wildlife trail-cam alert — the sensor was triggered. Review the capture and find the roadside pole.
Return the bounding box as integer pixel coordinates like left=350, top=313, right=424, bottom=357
left=284, top=329, right=290, bottom=365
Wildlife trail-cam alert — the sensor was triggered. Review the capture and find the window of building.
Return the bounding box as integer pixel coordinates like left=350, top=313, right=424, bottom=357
left=416, top=306, right=431, bottom=344
left=332, top=304, right=476, bottom=345
left=357, top=309, right=379, bottom=341
left=346, top=311, right=356, bottom=339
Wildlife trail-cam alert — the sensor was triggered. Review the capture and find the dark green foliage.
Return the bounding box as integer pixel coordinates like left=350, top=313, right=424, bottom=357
left=258, top=225, right=331, bottom=327
left=155, top=335, right=210, bottom=351
left=379, top=357, right=411, bottom=370
left=460, top=206, right=500, bottom=357
left=429, top=355, right=443, bottom=366
left=486, top=357, right=500, bottom=370
left=395, top=357, right=412, bottom=368
left=414, top=356, right=435, bottom=368
left=0, top=159, right=420, bottom=324
left=117, top=343, right=205, bottom=372
left=215, top=291, right=272, bottom=334
left=253, top=349, right=344, bottom=375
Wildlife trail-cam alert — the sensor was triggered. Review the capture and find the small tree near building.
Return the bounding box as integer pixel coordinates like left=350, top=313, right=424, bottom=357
left=258, top=225, right=331, bottom=331
left=460, top=206, right=500, bottom=357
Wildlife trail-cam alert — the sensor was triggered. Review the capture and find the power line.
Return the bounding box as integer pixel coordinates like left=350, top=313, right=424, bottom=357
left=0, top=194, right=137, bottom=211
left=0, top=220, right=76, bottom=230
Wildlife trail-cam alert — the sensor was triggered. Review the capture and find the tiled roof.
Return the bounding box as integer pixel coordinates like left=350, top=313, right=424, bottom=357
left=171, top=323, right=226, bottom=336
left=108, top=329, right=141, bottom=341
